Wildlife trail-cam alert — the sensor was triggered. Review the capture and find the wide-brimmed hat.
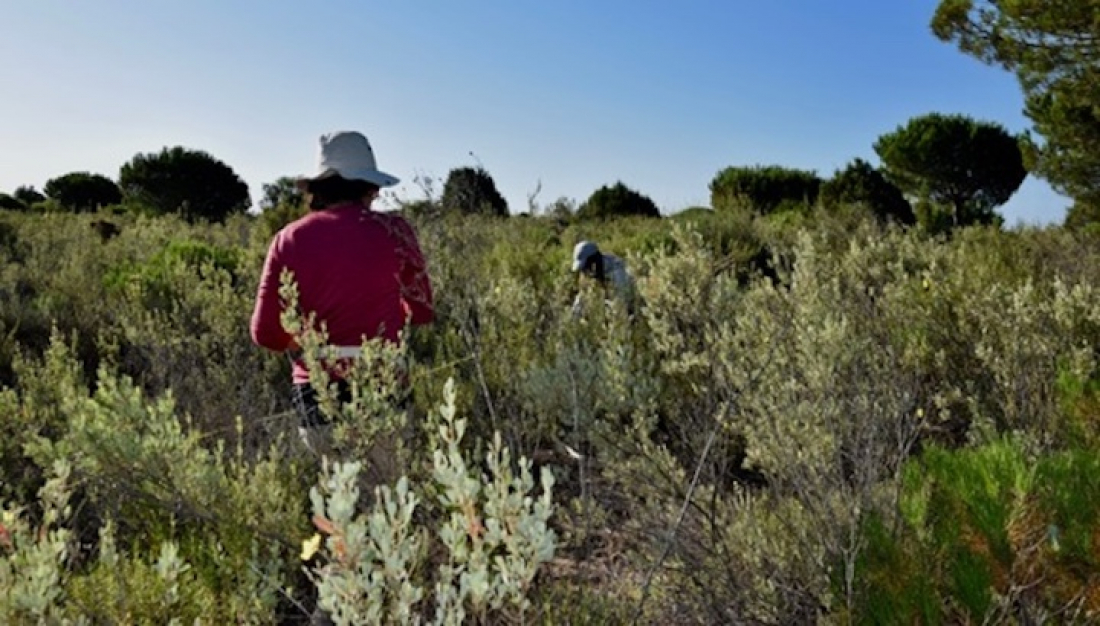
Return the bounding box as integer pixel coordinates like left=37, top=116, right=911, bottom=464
left=296, top=131, right=400, bottom=190
left=572, top=241, right=600, bottom=272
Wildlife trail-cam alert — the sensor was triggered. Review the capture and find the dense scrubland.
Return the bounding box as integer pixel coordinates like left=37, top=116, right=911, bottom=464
left=1, top=194, right=1099, bottom=623
left=4, top=1, right=1100, bottom=617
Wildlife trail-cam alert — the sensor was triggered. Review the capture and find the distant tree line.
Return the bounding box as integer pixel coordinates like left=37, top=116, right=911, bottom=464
left=0, top=109, right=1039, bottom=232
left=708, top=112, right=1024, bottom=233
left=1, top=147, right=250, bottom=223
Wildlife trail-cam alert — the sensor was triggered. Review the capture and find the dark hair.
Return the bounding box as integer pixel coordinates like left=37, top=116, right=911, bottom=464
left=582, top=252, right=605, bottom=281
left=306, top=176, right=379, bottom=211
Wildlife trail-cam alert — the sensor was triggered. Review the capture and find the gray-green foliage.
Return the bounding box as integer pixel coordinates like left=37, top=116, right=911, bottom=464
left=278, top=270, right=414, bottom=469
left=0, top=461, right=76, bottom=625
left=16, top=336, right=303, bottom=623
left=309, top=466, right=425, bottom=625
left=306, top=378, right=557, bottom=625
left=1, top=202, right=1099, bottom=622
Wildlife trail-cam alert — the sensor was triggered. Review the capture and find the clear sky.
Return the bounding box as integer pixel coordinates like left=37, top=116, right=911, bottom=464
left=0, top=1, right=1070, bottom=225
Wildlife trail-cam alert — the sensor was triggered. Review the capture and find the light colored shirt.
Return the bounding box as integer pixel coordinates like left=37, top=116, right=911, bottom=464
left=600, top=254, right=631, bottom=296
left=572, top=253, right=634, bottom=317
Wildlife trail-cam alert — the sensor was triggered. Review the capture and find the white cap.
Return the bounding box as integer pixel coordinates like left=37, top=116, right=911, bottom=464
left=296, top=131, right=399, bottom=189
left=572, top=241, right=600, bottom=272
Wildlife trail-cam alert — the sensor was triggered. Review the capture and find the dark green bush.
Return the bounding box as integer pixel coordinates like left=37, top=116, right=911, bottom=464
left=710, top=165, right=821, bottom=214
left=819, top=158, right=915, bottom=225
left=43, top=172, right=122, bottom=213
left=440, top=166, right=509, bottom=217
left=669, top=206, right=713, bottom=221
left=12, top=185, right=45, bottom=207
left=575, top=181, right=660, bottom=220
left=258, top=176, right=304, bottom=213
left=0, top=194, right=26, bottom=211
left=119, top=146, right=251, bottom=223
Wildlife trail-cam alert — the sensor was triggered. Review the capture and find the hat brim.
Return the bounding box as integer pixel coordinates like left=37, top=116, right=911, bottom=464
left=295, top=167, right=400, bottom=190
left=572, top=245, right=599, bottom=272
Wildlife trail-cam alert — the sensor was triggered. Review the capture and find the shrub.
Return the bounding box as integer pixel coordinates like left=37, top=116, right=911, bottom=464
left=43, top=172, right=122, bottom=213
left=306, top=379, right=557, bottom=624
left=398, top=198, right=443, bottom=221
left=669, top=206, right=713, bottom=221
left=29, top=198, right=63, bottom=213
left=12, top=186, right=45, bottom=207
left=258, top=176, right=304, bottom=213
left=575, top=182, right=660, bottom=220
left=1063, top=196, right=1100, bottom=232
left=0, top=204, right=1099, bottom=623
left=0, top=461, right=74, bottom=623
left=0, top=218, right=20, bottom=262
left=257, top=176, right=308, bottom=237
left=0, top=194, right=26, bottom=211
left=543, top=196, right=576, bottom=222
left=24, top=350, right=304, bottom=622
left=119, top=146, right=251, bottom=223
left=819, top=158, right=915, bottom=225
left=440, top=166, right=508, bottom=217
left=102, top=238, right=244, bottom=328
left=855, top=439, right=1100, bottom=623
left=710, top=165, right=821, bottom=215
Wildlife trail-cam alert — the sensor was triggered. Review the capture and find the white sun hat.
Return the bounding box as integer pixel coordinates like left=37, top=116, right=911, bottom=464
left=572, top=240, right=600, bottom=272
left=296, top=130, right=400, bottom=190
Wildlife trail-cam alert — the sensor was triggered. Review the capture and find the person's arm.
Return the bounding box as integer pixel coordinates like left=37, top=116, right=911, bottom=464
left=250, top=234, right=295, bottom=352
left=393, top=218, right=434, bottom=325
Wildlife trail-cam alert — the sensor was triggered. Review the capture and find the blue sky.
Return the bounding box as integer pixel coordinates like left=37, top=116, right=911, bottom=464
left=0, top=1, right=1069, bottom=225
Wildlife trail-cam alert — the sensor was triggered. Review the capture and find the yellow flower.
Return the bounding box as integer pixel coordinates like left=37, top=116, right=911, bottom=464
left=301, top=533, right=322, bottom=561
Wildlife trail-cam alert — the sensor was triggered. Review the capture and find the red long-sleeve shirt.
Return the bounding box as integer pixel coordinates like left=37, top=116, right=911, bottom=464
left=250, top=204, right=434, bottom=383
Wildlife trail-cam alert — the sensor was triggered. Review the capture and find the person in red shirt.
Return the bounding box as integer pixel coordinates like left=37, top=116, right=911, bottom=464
left=251, top=130, right=434, bottom=439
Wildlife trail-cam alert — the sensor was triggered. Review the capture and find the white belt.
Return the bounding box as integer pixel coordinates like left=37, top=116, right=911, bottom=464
left=323, top=346, right=362, bottom=359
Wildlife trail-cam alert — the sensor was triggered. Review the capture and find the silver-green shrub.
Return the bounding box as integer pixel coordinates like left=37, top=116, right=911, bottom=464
left=23, top=336, right=302, bottom=622
left=306, top=378, right=556, bottom=625
left=0, top=461, right=81, bottom=625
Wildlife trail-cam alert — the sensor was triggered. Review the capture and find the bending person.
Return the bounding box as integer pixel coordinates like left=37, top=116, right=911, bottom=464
left=571, top=240, right=634, bottom=317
